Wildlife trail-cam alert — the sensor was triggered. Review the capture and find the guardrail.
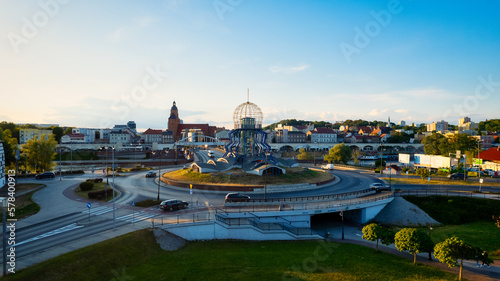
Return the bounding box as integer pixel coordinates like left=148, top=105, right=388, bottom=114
left=226, top=188, right=377, bottom=204
left=395, top=189, right=500, bottom=199
left=220, top=192, right=394, bottom=213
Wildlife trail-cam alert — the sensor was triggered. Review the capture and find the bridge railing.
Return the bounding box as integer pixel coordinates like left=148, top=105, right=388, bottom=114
left=395, top=189, right=500, bottom=199
left=220, top=192, right=394, bottom=213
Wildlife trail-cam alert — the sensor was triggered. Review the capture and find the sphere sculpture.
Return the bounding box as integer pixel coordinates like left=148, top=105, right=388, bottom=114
left=233, top=101, right=263, bottom=130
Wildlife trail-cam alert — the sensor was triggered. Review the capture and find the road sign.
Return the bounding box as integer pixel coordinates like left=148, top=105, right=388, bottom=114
left=87, top=203, right=91, bottom=209
left=427, top=177, right=430, bottom=181
left=132, top=201, right=135, bottom=206
left=190, top=189, right=193, bottom=195
left=479, top=178, right=484, bottom=184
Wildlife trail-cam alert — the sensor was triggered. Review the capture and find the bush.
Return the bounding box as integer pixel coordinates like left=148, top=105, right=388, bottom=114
left=79, top=182, right=94, bottom=191
left=88, top=189, right=113, bottom=200
left=416, top=168, right=430, bottom=179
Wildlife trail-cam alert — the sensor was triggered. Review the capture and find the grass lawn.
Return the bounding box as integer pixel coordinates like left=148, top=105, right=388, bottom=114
left=6, top=229, right=461, bottom=281
left=74, top=182, right=117, bottom=201
left=0, top=184, right=45, bottom=219
left=403, top=196, right=500, bottom=259
left=383, top=177, right=500, bottom=187
left=164, top=167, right=333, bottom=185
left=429, top=221, right=500, bottom=260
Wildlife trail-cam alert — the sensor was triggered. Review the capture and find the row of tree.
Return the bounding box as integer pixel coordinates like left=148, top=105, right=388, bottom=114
left=421, top=133, right=479, bottom=158
left=362, top=223, right=492, bottom=280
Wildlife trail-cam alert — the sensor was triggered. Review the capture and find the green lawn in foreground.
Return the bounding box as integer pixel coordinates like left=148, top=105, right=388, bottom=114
left=7, top=229, right=461, bottom=281
left=404, top=196, right=500, bottom=259
left=429, top=221, right=500, bottom=260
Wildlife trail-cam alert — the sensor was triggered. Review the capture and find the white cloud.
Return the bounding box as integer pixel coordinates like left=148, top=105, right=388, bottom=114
left=269, top=64, right=310, bottom=74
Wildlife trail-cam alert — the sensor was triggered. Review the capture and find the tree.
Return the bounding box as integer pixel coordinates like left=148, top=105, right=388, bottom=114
left=51, top=126, right=65, bottom=143
left=374, top=159, right=386, bottom=168
left=296, top=148, right=312, bottom=160
left=21, top=134, right=57, bottom=173
left=0, top=129, right=20, bottom=169
left=422, top=133, right=448, bottom=155
left=395, top=228, right=431, bottom=264
left=352, top=149, right=361, bottom=166
left=324, top=143, right=351, bottom=164
left=416, top=168, right=430, bottom=180
left=493, top=215, right=500, bottom=228
left=362, top=223, right=384, bottom=252
left=434, top=236, right=476, bottom=281
left=362, top=223, right=394, bottom=252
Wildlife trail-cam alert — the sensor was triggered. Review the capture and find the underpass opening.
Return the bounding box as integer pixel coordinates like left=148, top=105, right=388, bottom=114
left=310, top=210, right=361, bottom=232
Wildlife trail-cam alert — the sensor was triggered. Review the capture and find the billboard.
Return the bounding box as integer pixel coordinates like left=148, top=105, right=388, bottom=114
left=399, top=153, right=411, bottom=164
left=414, top=154, right=451, bottom=168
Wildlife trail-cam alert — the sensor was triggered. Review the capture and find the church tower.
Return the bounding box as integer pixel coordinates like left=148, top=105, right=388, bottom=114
left=168, top=101, right=181, bottom=140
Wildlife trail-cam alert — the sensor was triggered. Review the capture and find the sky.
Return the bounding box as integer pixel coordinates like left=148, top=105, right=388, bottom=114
left=1, top=0, right=499, bottom=131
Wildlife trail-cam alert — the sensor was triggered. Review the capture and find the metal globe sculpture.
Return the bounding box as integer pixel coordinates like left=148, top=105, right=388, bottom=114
left=233, top=101, right=263, bottom=130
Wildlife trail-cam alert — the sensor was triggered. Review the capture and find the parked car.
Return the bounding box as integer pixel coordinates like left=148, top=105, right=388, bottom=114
left=86, top=178, right=103, bottom=183
left=224, top=193, right=251, bottom=203
left=35, top=172, right=55, bottom=179
left=321, top=164, right=334, bottom=170
left=369, top=182, right=391, bottom=191
left=159, top=199, right=188, bottom=211
left=145, top=171, right=157, bottom=178
left=447, top=173, right=467, bottom=180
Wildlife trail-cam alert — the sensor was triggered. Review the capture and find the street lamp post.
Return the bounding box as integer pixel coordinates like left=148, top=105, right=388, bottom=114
left=111, top=146, right=115, bottom=231
left=428, top=225, right=433, bottom=260
left=340, top=211, right=344, bottom=240
left=59, top=142, right=62, bottom=181
left=158, top=150, right=161, bottom=201
left=478, top=140, right=482, bottom=192
left=70, top=142, right=72, bottom=174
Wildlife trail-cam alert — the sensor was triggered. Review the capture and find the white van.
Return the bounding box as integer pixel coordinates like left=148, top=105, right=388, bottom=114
left=321, top=164, right=334, bottom=170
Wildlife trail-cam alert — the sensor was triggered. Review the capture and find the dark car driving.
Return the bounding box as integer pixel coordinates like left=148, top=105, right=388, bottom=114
left=35, top=172, right=55, bottom=179
left=447, top=173, right=467, bottom=180
left=224, top=193, right=251, bottom=203
left=159, top=199, right=189, bottom=211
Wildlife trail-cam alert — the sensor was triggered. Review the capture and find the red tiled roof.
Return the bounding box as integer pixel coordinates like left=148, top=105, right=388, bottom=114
left=143, top=128, right=162, bottom=135
left=313, top=127, right=335, bottom=134
left=478, top=147, right=500, bottom=161
left=177, top=124, right=217, bottom=137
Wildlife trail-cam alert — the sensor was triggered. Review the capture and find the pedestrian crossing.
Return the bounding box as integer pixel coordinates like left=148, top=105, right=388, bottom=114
left=117, top=212, right=157, bottom=223
left=15, top=223, right=84, bottom=247
left=81, top=205, right=114, bottom=216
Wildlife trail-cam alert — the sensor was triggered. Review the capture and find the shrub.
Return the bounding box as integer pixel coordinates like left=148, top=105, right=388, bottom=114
left=79, top=182, right=94, bottom=191
left=88, top=189, right=113, bottom=200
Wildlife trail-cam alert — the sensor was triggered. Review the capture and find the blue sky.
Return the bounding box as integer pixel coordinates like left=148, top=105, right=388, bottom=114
left=1, top=0, right=499, bottom=131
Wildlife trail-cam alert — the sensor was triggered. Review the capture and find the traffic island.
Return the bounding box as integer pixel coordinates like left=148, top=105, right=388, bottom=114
left=160, top=167, right=337, bottom=194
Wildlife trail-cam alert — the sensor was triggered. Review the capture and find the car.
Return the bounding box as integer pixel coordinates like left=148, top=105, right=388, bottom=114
left=321, top=164, right=334, bottom=170
left=145, top=171, right=157, bottom=178
left=35, top=172, right=55, bottom=179
left=224, top=193, right=251, bottom=203
left=447, top=173, right=467, bottom=180
left=369, top=182, right=391, bottom=191
left=86, top=178, right=103, bottom=183
left=159, top=199, right=189, bottom=211
left=208, top=150, right=215, bottom=158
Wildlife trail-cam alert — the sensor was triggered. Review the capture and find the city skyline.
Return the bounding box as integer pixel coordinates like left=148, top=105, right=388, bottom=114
left=2, top=1, right=499, bottom=131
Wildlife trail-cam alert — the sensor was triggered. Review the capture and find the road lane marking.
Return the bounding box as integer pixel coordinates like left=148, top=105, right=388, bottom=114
left=117, top=212, right=156, bottom=223
left=81, top=206, right=114, bottom=216
left=14, top=223, right=84, bottom=247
